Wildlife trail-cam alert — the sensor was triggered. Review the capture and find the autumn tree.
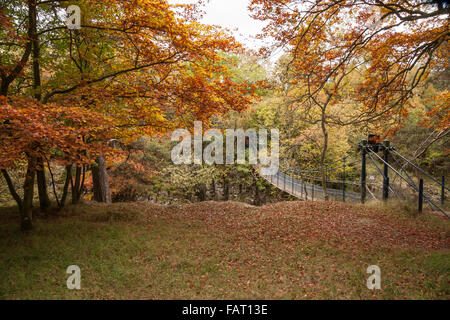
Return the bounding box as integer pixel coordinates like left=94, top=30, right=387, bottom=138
left=249, top=0, right=449, bottom=198
left=250, top=0, right=449, bottom=126
left=0, top=0, right=257, bottom=230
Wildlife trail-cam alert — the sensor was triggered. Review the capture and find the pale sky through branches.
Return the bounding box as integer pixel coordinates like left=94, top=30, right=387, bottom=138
left=169, top=0, right=283, bottom=62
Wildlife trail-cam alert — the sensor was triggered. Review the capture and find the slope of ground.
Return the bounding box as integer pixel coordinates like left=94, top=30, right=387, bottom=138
left=0, top=200, right=448, bottom=299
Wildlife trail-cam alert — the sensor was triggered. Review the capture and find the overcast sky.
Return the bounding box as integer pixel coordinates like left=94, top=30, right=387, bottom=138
left=168, top=0, right=279, bottom=57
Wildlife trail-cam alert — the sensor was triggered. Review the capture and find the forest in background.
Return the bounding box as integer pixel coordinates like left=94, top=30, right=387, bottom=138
left=1, top=50, right=448, bottom=208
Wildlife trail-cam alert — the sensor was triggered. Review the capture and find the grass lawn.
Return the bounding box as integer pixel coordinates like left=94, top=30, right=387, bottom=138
left=0, top=200, right=448, bottom=299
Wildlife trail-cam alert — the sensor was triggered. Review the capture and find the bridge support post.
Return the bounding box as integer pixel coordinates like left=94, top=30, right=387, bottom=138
left=361, top=140, right=367, bottom=204
left=419, top=178, right=424, bottom=213
left=382, top=140, right=390, bottom=201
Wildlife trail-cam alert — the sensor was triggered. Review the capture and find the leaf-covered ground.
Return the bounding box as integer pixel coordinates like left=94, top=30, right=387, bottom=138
left=0, top=200, right=448, bottom=299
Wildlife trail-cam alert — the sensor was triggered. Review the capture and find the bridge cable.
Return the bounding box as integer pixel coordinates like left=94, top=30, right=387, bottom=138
left=368, top=150, right=449, bottom=218
left=390, top=153, right=420, bottom=191
left=366, top=151, right=402, bottom=199
left=391, top=150, right=449, bottom=191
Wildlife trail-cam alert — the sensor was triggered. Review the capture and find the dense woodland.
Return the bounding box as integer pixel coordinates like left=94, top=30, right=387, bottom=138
left=0, top=0, right=449, bottom=231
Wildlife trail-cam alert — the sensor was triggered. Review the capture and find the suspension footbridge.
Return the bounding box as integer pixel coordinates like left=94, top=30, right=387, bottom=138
left=259, top=137, right=449, bottom=218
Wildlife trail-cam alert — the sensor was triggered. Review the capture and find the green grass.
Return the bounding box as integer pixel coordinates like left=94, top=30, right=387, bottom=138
left=0, top=201, right=448, bottom=299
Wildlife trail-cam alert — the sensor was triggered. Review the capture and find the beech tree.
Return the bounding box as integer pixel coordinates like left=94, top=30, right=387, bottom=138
left=0, top=0, right=257, bottom=230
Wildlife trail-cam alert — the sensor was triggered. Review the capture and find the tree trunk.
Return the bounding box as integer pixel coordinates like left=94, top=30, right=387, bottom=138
left=321, top=167, right=328, bottom=201
left=0, top=0, right=32, bottom=95
left=1, top=169, right=23, bottom=212
left=72, top=166, right=82, bottom=204
left=320, top=111, right=329, bottom=201
left=92, top=155, right=111, bottom=203
left=30, top=0, right=41, bottom=102
left=36, top=158, right=51, bottom=211
left=253, top=172, right=261, bottom=206
left=222, top=177, right=230, bottom=201
left=211, top=179, right=216, bottom=201
left=21, top=157, right=36, bottom=231
left=59, top=165, right=72, bottom=209
left=195, top=183, right=207, bottom=202
left=30, top=0, right=49, bottom=216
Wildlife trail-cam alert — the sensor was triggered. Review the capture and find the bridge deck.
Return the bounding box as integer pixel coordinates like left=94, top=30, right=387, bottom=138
left=260, top=171, right=361, bottom=202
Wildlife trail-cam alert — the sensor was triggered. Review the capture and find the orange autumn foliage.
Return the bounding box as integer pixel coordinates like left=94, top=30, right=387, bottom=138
left=1, top=0, right=258, bottom=168
left=249, top=0, right=449, bottom=133
left=0, top=96, right=112, bottom=169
